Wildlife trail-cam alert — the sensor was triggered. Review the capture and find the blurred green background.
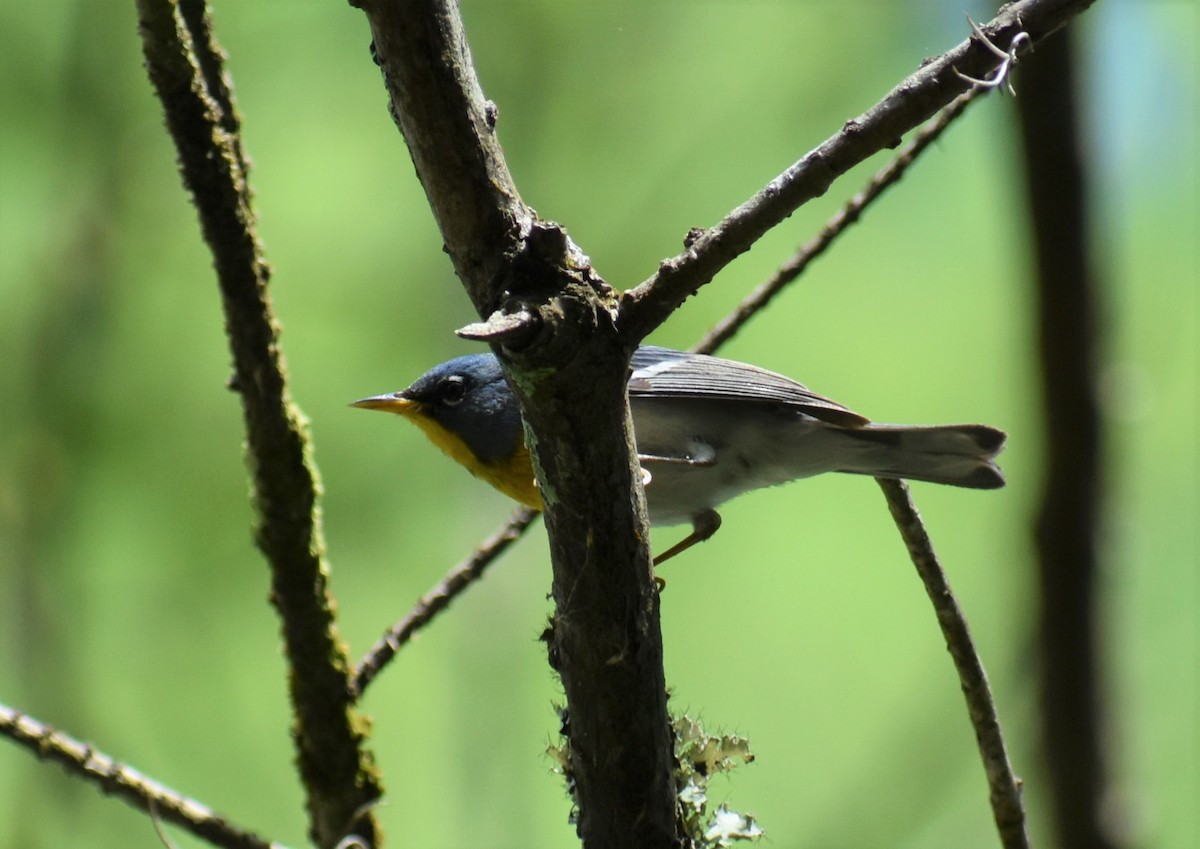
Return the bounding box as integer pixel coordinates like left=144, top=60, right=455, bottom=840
left=1, top=1, right=1195, bottom=847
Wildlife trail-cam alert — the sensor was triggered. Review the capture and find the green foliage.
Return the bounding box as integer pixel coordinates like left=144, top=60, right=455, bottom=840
left=548, top=711, right=762, bottom=846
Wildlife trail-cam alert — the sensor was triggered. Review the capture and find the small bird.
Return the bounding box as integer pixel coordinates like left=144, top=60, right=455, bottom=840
left=352, top=347, right=1006, bottom=562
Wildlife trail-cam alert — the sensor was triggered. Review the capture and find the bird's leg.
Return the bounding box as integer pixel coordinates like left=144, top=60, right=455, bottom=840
left=653, top=509, right=722, bottom=565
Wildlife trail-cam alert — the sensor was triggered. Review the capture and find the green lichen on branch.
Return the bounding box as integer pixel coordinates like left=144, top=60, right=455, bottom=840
left=548, top=708, right=763, bottom=847
left=674, top=716, right=762, bottom=847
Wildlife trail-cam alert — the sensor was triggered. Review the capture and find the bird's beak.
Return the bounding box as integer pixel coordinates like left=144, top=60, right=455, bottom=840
left=350, top=392, right=418, bottom=416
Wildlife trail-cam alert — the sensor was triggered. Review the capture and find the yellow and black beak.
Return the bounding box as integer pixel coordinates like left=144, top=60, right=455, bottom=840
left=350, top=392, right=420, bottom=416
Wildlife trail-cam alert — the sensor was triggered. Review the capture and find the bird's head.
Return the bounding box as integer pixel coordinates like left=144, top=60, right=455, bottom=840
left=352, top=353, right=539, bottom=507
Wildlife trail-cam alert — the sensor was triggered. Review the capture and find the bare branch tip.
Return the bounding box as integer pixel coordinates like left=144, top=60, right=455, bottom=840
left=455, top=309, right=540, bottom=344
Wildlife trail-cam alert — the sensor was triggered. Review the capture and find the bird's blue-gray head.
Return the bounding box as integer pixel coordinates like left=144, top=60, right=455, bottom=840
left=352, top=353, right=523, bottom=465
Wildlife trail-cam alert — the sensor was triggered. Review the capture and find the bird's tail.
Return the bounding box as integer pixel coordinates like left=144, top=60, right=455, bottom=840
left=834, top=423, right=1006, bottom=489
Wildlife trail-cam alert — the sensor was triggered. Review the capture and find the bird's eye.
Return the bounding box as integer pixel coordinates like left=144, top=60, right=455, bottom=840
left=442, top=375, right=467, bottom=405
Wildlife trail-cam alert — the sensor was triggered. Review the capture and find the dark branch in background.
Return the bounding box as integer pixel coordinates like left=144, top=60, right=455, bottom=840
left=1014, top=30, right=1124, bottom=849
left=136, top=2, right=381, bottom=848
left=352, top=507, right=539, bottom=699
left=618, top=0, right=1097, bottom=345
left=0, top=703, right=285, bottom=849
left=877, top=481, right=1030, bottom=849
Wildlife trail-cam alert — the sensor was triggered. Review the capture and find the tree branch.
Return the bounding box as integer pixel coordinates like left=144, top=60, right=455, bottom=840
left=618, top=0, right=1097, bottom=345
left=352, top=0, right=533, bottom=311
left=877, top=480, right=1029, bottom=849
left=691, top=87, right=985, bottom=356
left=355, top=2, right=676, bottom=846
left=351, top=507, right=539, bottom=699
left=0, top=702, right=285, bottom=849
left=136, top=3, right=381, bottom=846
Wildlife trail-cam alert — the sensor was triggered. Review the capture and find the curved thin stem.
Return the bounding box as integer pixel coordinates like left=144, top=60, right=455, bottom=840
left=877, top=480, right=1029, bottom=849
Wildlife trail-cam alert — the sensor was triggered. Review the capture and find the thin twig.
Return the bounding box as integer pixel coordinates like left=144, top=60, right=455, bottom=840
left=691, top=87, right=985, bottom=356
left=619, top=0, right=1095, bottom=344
left=875, top=480, right=1029, bottom=849
left=0, top=702, right=286, bottom=849
left=954, top=16, right=1033, bottom=95
left=352, top=507, right=539, bottom=698
left=149, top=798, right=183, bottom=849
left=136, top=1, right=381, bottom=845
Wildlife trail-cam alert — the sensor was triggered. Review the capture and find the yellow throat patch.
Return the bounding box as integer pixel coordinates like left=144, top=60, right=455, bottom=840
left=401, top=403, right=543, bottom=510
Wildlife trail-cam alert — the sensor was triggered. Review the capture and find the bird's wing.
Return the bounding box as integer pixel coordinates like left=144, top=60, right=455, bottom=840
left=628, top=346, right=869, bottom=427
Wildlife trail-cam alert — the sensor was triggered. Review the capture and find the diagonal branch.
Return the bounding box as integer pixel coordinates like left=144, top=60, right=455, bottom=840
left=357, top=2, right=677, bottom=846
left=619, top=0, right=1097, bottom=345
left=877, top=480, right=1029, bottom=849
left=351, top=507, right=539, bottom=699
left=136, top=2, right=381, bottom=846
left=0, top=702, right=286, bottom=849
left=691, top=87, right=985, bottom=356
